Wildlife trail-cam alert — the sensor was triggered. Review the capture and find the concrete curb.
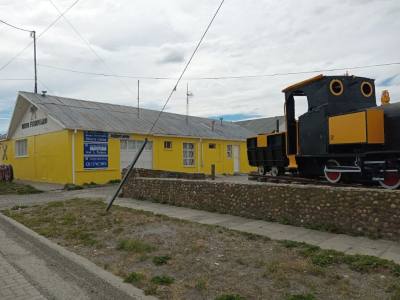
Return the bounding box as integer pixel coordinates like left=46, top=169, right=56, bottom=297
left=0, top=212, right=157, bottom=300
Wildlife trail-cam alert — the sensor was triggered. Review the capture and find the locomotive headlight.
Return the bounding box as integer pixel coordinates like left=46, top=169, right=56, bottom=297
left=361, top=81, right=373, bottom=97
left=329, top=79, right=344, bottom=96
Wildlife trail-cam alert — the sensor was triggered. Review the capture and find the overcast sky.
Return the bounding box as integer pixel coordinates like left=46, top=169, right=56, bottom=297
left=0, top=0, right=399, bottom=132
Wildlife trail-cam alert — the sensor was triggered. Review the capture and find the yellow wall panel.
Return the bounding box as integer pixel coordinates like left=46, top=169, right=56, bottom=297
left=0, top=130, right=72, bottom=184
left=1, top=129, right=256, bottom=185
left=257, top=135, right=268, bottom=147
left=366, top=109, right=384, bottom=144
left=329, top=111, right=367, bottom=144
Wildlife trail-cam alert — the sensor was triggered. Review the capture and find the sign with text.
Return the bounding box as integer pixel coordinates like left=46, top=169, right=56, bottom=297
left=83, top=131, right=108, bottom=169
left=84, top=156, right=108, bottom=169
left=84, top=143, right=108, bottom=156
left=84, top=131, right=108, bottom=143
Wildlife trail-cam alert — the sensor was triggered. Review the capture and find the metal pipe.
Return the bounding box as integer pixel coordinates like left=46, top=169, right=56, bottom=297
left=106, top=138, right=148, bottom=212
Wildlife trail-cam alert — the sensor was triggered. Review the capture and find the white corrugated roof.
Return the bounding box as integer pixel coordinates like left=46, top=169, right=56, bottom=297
left=17, top=91, right=256, bottom=140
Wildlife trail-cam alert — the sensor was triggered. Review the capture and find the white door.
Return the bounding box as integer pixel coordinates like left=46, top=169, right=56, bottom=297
left=233, top=145, right=240, bottom=173
left=120, top=140, right=153, bottom=170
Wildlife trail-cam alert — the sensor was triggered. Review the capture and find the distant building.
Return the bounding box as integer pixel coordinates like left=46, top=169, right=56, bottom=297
left=0, top=92, right=256, bottom=184
left=235, top=116, right=285, bottom=134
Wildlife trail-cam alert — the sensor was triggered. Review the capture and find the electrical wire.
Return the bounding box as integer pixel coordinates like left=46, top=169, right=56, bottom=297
left=147, top=0, right=225, bottom=134
left=0, top=78, right=33, bottom=81
left=0, top=20, right=33, bottom=32
left=37, top=61, right=400, bottom=81
left=0, top=0, right=82, bottom=73
left=47, top=0, right=138, bottom=99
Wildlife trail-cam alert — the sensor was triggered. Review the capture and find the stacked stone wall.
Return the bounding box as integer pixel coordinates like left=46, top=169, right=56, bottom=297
left=122, top=177, right=400, bottom=240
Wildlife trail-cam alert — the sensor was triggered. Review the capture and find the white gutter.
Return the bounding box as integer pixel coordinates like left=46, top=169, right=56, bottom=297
left=72, top=129, right=77, bottom=184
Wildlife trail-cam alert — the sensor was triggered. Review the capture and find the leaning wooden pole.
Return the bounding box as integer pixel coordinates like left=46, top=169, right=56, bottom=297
left=106, top=138, right=148, bottom=212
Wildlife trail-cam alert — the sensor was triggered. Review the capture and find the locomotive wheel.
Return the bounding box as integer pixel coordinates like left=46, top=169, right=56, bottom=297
left=379, top=172, right=400, bottom=190
left=258, top=166, right=266, bottom=176
left=270, top=166, right=281, bottom=177
left=324, top=159, right=341, bottom=184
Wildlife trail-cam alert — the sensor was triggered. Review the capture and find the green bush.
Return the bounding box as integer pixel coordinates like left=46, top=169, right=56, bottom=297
left=151, top=275, right=174, bottom=285
left=117, top=239, right=155, bottom=253
left=215, top=294, right=245, bottom=300
left=124, top=272, right=144, bottom=284
left=152, top=255, right=171, bottom=266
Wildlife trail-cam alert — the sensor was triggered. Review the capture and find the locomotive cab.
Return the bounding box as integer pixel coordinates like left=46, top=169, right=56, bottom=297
left=247, top=74, right=400, bottom=189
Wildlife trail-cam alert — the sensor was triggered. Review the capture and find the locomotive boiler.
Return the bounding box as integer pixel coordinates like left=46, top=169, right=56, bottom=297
left=247, top=74, right=400, bottom=189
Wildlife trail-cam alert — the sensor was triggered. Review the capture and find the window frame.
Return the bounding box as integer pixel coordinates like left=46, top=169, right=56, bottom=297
left=209, top=143, right=217, bottom=149
left=15, top=139, right=28, bottom=157
left=164, top=141, right=173, bottom=150
left=183, top=142, right=195, bottom=167
left=227, top=144, right=233, bottom=159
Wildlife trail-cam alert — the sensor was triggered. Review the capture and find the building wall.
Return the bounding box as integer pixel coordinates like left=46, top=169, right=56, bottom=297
left=127, top=134, right=254, bottom=175
left=0, top=129, right=255, bottom=185
left=73, top=130, right=121, bottom=185
left=0, top=130, right=72, bottom=184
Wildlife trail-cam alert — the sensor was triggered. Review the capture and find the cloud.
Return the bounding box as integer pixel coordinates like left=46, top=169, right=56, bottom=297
left=0, top=0, right=399, bottom=133
left=158, top=49, right=185, bottom=64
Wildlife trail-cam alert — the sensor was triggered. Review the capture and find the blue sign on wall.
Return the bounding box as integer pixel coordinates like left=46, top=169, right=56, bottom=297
left=84, top=143, right=108, bottom=156
left=83, top=131, right=109, bottom=169
left=84, top=156, right=108, bottom=169
left=84, top=131, right=108, bottom=143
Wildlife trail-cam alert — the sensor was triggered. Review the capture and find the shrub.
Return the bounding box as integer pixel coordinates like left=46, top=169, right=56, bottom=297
left=151, top=275, right=174, bottom=285
left=152, top=255, right=171, bottom=266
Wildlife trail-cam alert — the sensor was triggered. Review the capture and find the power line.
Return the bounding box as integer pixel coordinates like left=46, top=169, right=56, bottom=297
left=47, top=0, right=138, bottom=99
left=0, top=20, right=33, bottom=32
left=37, top=61, right=400, bottom=81
left=148, top=0, right=225, bottom=134
left=0, top=0, right=82, bottom=73
left=0, top=78, right=33, bottom=81
left=106, top=0, right=226, bottom=211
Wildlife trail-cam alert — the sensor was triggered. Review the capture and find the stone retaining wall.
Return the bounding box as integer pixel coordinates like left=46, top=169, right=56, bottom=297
left=122, top=177, right=400, bottom=241
left=125, top=168, right=206, bottom=180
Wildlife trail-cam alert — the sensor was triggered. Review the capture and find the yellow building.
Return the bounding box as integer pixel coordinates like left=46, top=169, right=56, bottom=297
left=0, top=91, right=256, bottom=185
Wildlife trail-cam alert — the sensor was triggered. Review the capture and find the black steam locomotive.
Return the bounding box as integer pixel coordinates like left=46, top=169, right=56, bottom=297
left=247, top=74, right=400, bottom=189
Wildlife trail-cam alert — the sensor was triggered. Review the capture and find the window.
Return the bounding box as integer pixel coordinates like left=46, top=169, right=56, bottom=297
left=227, top=145, right=233, bottom=159
left=329, top=79, right=344, bottom=96
left=164, top=141, right=172, bottom=149
left=209, top=143, right=216, bottom=149
left=120, top=140, right=128, bottom=150
left=183, top=143, right=195, bottom=166
left=361, top=81, right=373, bottom=98
left=15, top=139, right=27, bottom=157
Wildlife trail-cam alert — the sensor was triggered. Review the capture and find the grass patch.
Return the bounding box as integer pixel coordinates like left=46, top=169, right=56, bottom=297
left=10, top=204, right=29, bottom=210
left=152, top=255, right=171, bottom=266
left=124, top=272, right=145, bottom=284
left=286, top=294, right=316, bottom=300
left=279, top=240, right=400, bottom=276
left=108, top=179, right=121, bottom=184
left=151, top=275, right=174, bottom=285
left=83, top=182, right=98, bottom=188
left=215, top=294, right=245, bottom=300
left=117, top=239, right=155, bottom=253
left=0, top=181, right=42, bottom=195
left=63, top=183, right=83, bottom=191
